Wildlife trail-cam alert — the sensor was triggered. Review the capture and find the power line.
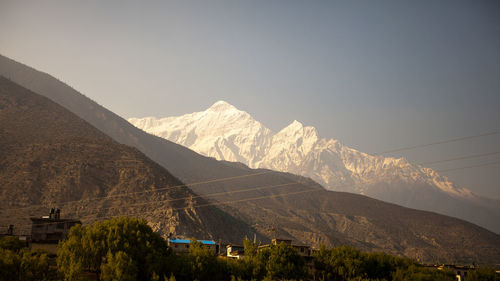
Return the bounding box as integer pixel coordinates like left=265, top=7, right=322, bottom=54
left=375, top=130, right=500, bottom=155
left=0, top=170, right=274, bottom=211
left=4, top=157, right=500, bottom=230
left=0, top=179, right=305, bottom=214
left=79, top=187, right=321, bottom=224
left=4, top=185, right=323, bottom=230
left=418, top=151, right=500, bottom=165
left=71, top=182, right=301, bottom=214
left=2, top=126, right=498, bottom=212
left=2, top=151, right=498, bottom=215
left=3, top=143, right=500, bottom=228
left=435, top=160, right=500, bottom=173
left=8, top=155, right=495, bottom=229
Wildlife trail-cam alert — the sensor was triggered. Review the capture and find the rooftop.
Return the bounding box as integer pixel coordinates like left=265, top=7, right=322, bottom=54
left=169, top=239, right=216, bottom=245
left=30, top=217, right=81, bottom=223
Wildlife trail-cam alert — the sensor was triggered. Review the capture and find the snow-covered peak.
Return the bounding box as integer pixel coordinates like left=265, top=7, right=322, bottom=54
left=207, top=100, right=237, bottom=112
left=128, top=103, right=496, bottom=232
left=277, top=120, right=319, bottom=144
left=287, top=120, right=304, bottom=129
left=129, top=102, right=475, bottom=203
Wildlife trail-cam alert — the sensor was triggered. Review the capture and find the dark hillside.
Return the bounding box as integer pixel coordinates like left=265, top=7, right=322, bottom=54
left=0, top=76, right=255, bottom=242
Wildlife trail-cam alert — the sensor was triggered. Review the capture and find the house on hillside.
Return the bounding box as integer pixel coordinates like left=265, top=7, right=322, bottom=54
left=0, top=224, right=14, bottom=237
left=422, top=264, right=481, bottom=281
left=0, top=224, right=29, bottom=245
left=258, top=238, right=312, bottom=257
left=30, top=208, right=81, bottom=254
left=226, top=244, right=244, bottom=259
left=168, top=238, right=218, bottom=254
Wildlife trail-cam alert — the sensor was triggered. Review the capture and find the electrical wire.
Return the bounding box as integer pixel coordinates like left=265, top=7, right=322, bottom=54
left=3, top=145, right=500, bottom=229
left=2, top=152, right=499, bottom=220
left=435, top=160, right=500, bottom=173
left=1, top=184, right=321, bottom=230
left=418, top=151, right=500, bottom=165
left=0, top=170, right=274, bottom=211
left=375, top=130, right=500, bottom=155
left=5, top=156, right=497, bottom=230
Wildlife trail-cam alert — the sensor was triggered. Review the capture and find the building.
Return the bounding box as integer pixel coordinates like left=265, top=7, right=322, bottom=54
left=168, top=238, right=218, bottom=254
left=261, top=238, right=312, bottom=257
left=0, top=225, right=29, bottom=246
left=226, top=244, right=244, bottom=259
left=29, top=208, right=81, bottom=254
left=423, top=264, right=479, bottom=281
left=442, top=265, right=474, bottom=281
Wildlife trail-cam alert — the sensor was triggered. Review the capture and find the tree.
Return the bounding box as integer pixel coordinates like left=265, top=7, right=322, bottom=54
left=314, top=245, right=366, bottom=280
left=0, top=236, right=26, bottom=252
left=265, top=242, right=307, bottom=280
left=0, top=236, right=57, bottom=281
left=467, top=267, right=498, bottom=281
left=0, top=248, right=19, bottom=281
left=0, top=248, right=57, bottom=281
left=100, top=251, right=138, bottom=281
left=313, top=245, right=418, bottom=281
left=243, top=238, right=257, bottom=258
left=19, top=249, right=56, bottom=281
left=57, top=217, right=171, bottom=281
left=392, top=265, right=456, bottom=281
left=187, top=240, right=219, bottom=280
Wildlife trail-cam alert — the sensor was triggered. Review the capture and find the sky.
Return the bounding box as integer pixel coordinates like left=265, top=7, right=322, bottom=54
left=1, top=0, right=499, bottom=198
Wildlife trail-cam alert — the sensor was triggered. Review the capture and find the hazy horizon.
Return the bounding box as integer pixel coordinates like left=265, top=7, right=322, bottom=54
left=1, top=0, right=499, bottom=198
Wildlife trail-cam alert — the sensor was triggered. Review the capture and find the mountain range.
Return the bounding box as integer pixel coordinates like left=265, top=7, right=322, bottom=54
left=1, top=54, right=500, bottom=265
left=128, top=101, right=500, bottom=233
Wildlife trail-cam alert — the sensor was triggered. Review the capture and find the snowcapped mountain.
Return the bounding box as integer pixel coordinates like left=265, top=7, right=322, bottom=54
left=129, top=101, right=499, bottom=232
left=130, top=101, right=273, bottom=167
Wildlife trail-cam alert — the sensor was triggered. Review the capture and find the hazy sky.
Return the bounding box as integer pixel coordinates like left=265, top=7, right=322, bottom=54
left=1, top=0, right=499, bottom=198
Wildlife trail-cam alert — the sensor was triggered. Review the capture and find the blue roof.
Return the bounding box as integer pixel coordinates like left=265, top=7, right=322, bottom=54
left=169, top=239, right=216, bottom=245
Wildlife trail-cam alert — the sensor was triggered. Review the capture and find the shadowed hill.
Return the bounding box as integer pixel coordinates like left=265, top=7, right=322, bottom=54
left=1, top=55, right=499, bottom=266
left=0, top=76, right=255, bottom=242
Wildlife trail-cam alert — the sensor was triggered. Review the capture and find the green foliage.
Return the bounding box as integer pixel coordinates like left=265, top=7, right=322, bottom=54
left=313, top=245, right=457, bottom=281
left=57, top=217, right=171, bottom=281
left=19, top=249, right=54, bottom=281
left=1, top=218, right=485, bottom=281
left=0, top=248, right=19, bottom=281
left=0, top=248, right=58, bottom=281
left=248, top=245, right=270, bottom=280
left=243, top=238, right=257, bottom=258
left=266, top=242, right=306, bottom=280
left=238, top=240, right=270, bottom=280
left=170, top=239, right=224, bottom=281
left=314, top=245, right=368, bottom=280
left=0, top=236, right=27, bottom=252
left=223, top=241, right=307, bottom=281
left=467, top=267, right=498, bottom=281
left=101, top=251, right=138, bottom=281
left=187, top=240, right=219, bottom=280
left=392, top=265, right=455, bottom=281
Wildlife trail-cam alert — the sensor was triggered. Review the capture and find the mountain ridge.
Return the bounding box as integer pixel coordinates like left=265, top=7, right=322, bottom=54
left=128, top=100, right=499, bottom=233
left=0, top=76, right=256, bottom=243
left=2, top=55, right=500, bottom=265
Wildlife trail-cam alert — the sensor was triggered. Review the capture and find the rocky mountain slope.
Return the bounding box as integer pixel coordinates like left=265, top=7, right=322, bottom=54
left=0, top=76, right=254, bottom=242
left=1, top=55, right=500, bottom=265
left=129, top=101, right=500, bottom=233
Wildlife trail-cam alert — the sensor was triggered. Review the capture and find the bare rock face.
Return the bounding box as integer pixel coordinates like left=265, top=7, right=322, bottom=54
left=129, top=101, right=500, bottom=234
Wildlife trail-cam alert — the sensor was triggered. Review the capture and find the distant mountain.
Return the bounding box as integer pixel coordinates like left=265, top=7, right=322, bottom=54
left=129, top=101, right=500, bottom=234
left=2, top=54, right=500, bottom=265
left=0, top=76, right=254, bottom=242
